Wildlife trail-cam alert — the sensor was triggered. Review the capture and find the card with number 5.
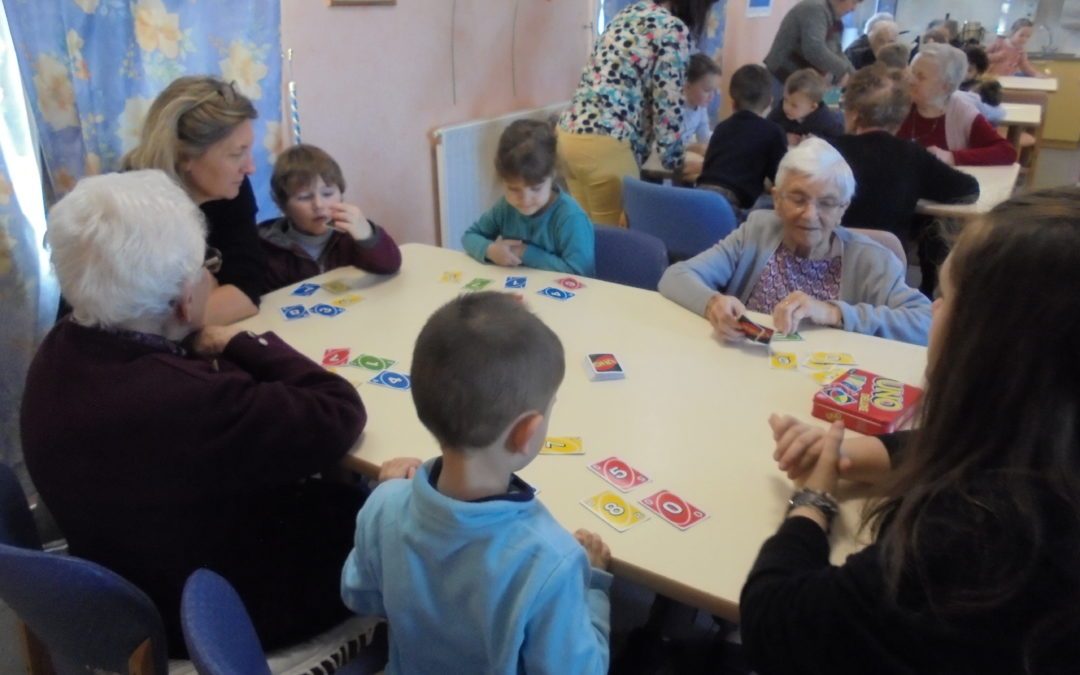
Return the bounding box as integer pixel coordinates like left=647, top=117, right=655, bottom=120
left=581, top=490, right=649, bottom=532
left=588, top=456, right=651, bottom=493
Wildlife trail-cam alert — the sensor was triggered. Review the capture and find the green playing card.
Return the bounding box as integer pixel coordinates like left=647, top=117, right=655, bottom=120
left=463, top=278, right=493, bottom=291
left=348, top=354, right=397, bottom=371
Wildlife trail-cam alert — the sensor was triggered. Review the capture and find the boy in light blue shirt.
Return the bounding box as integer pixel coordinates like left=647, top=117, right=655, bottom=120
left=341, top=292, right=612, bottom=674
left=462, top=120, right=595, bottom=276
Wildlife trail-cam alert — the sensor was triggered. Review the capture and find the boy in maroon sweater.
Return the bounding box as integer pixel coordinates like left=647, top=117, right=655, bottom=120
left=259, top=144, right=402, bottom=291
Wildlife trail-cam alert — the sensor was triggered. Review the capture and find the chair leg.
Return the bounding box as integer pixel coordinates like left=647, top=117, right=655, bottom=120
left=128, top=638, right=156, bottom=675
left=18, top=622, right=55, bottom=675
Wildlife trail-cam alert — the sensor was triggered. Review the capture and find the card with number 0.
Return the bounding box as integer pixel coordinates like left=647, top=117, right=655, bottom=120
left=639, top=489, right=709, bottom=531
left=581, top=490, right=649, bottom=532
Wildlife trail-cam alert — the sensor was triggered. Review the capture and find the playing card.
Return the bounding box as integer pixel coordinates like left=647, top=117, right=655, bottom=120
left=291, top=283, right=320, bottom=297
left=321, top=279, right=350, bottom=294
left=537, top=287, right=575, bottom=301
left=348, top=354, right=396, bottom=371
left=806, top=352, right=856, bottom=366
left=639, top=490, right=709, bottom=531
left=737, top=315, right=774, bottom=344
left=540, top=437, right=584, bottom=455
left=441, top=271, right=463, bottom=283
left=331, top=294, right=364, bottom=307
left=810, top=365, right=851, bottom=385
left=463, top=278, right=493, bottom=291
left=771, top=332, right=804, bottom=342
left=368, top=370, right=411, bottom=390
left=505, top=276, right=527, bottom=289
left=586, top=353, right=625, bottom=381
left=588, top=456, right=651, bottom=493
left=310, top=303, right=345, bottom=317
left=769, top=352, right=798, bottom=370
left=280, top=304, right=309, bottom=321
left=322, top=348, right=351, bottom=367
left=554, top=276, right=586, bottom=290
left=581, top=490, right=649, bottom=532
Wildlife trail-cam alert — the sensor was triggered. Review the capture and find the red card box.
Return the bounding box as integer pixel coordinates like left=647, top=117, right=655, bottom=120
left=811, top=368, right=923, bottom=435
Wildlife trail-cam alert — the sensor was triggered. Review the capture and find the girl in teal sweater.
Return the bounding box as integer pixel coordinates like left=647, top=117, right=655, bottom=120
left=462, top=120, right=595, bottom=276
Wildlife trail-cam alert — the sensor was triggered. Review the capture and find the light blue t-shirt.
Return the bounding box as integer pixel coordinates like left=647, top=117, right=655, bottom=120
left=341, top=459, right=612, bottom=675
left=461, top=189, right=596, bottom=276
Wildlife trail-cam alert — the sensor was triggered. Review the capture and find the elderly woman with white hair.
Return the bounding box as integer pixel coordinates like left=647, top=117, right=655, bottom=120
left=898, top=43, right=1016, bottom=166
left=659, top=138, right=931, bottom=345
left=21, top=171, right=368, bottom=655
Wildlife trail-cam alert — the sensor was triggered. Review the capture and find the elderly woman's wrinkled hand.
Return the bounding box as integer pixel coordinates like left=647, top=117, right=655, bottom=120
left=773, top=291, right=841, bottom=335
left=378, top=456, right=423, bottom=482
left=191, top=325, right=247, bottom=356
left=705, top=293, right=746, bottom=341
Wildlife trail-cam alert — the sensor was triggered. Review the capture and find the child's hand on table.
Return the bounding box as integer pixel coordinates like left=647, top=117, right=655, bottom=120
left=487, top=236, right=523, bottom=266
left=574, top=529, right=611, bottom=570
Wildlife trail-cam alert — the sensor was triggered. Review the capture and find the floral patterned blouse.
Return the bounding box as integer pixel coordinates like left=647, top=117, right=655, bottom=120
left=559, top=1, right=690, bottom=170
left=745, top=243, right=842, bottom=314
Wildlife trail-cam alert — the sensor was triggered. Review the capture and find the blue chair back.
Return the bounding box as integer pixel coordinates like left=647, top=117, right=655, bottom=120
left=594, top=225, right=668, bottom=291
left=622, top=177, right=737, bottom=261
left=181, top=569, right=272, bottom=675
left=0, top=463, right=41, bottom=551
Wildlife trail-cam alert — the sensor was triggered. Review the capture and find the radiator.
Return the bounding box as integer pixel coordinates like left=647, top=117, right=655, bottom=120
left=434, top=102, right=567, bottom=251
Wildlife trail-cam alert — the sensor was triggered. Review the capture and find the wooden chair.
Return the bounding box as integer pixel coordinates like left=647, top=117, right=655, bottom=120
left=999, top=89, right=1048, bottom=188
left=848, top=228, right=908, bottom=267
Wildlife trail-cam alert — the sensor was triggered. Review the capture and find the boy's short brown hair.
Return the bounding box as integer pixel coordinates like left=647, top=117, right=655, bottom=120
left=876, top=42, right=911, bottom=69
left=784, top=68, right=827, bottom=103
left=411, top=292, right=565, bottom=449
left=270, top=144, right=346, bottom=210
left=687, top=52, right=721, bottom=83
left=729, top=64, right=772, bottom=112
left=495, top=120, right=557, bottom=185
left=843, top=65, right=911, bottom=132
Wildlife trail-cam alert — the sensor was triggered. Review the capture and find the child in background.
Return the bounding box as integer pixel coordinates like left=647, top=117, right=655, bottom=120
left=341, top=292, right=612, bottom=674
left=959, top=45, right=1005, bottom=124
left=767, top=68, right=845, bottom=146
left=697, top=64, right=787, bottom=217
left=462, top=120, right=595, bottom=276
left=259, top=144, right=401, bottom=291
left=876, top=42, right=911, bottom=69
left=987, top=18, right=1043, bottom=77
left=682, top=53, right=722, bottom=155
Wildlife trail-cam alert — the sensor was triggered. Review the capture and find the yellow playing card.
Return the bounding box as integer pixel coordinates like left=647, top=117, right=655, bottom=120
left=440, top=271, right=462, bottom=283
left=811, top=365, right=851, bottom=385
left=331, top=293, right=364, bottom=307
left=541, top=436, right=584, bottom=455
left=581, top=490, right=649, bottom=532
left=769, top=352, right=798, bottom=370
left=806, top=351, right=856, bottom=366
left=321, top=279, right=351, bottom=294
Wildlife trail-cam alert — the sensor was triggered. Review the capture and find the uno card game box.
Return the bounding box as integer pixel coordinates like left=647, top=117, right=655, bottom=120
left=586, top=353, right=625, bottom=381
left=811, top=368, right=923, bottom=434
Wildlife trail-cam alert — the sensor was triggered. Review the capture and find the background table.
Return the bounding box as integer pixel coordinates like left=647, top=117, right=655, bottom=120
left=237, top=244, right=927, bottom=620
left=997, top=75, right=1059, bottom=93
left=916, top=164, right=1020, bottom=219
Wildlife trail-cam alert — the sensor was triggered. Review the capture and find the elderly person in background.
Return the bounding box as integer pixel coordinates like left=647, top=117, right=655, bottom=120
left=843, top=11, right=893, bottom=69
left=659, top=138, right=930, bottom=345
left=898, top=43, right=1016, bottom=166
left=764, top=0, right=862, bottom=104
left=124, top=76, right=266, bottom=324
left=21, top=171, right=368, bottom=655
left=850, top=19, right=900, bottom=70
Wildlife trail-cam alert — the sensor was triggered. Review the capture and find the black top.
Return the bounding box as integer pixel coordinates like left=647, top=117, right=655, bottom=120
left=767, top=102, right=845, bottom=140
left=697, top=110, right=787, bottom=208
left=200, top=177, right=267, bottom=304
left=829, top=132, right=979, bottom=240
left=843, top=34, right=874, bottom=70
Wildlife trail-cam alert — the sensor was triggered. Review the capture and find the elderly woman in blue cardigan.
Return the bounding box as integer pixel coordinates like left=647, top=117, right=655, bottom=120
left=659, top=138, right=931, bottom=345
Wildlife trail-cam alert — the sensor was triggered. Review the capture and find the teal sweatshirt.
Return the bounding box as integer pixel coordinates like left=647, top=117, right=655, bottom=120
left=461, top=190, right=596, bottom=276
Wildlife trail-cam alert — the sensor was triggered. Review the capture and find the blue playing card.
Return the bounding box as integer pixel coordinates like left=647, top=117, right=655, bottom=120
left=310, top=303, right=345, bottom=317
left=505, top=276, right=527, bottom=289
left=537, top=287, right=575, bottom=301
left=369, top=370, right=411, bottom=391
left=291, top=283, right=320, bottom=297
left=280, top=304, right=309, bottom=320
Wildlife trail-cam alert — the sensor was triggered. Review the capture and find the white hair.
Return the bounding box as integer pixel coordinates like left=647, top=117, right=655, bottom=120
left=775, top=137, right=856, bottom=202
left=46, top=170, right=206, bottom=328
left=915, top=43, right=968, bottom=93
left=868, top=21, right=899, bottom=51
left=864, top=12, right=893, bottom=34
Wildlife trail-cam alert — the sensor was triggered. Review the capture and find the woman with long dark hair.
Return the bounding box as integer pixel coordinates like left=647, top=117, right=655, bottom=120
left=741, top=186, right=1080, bottom=674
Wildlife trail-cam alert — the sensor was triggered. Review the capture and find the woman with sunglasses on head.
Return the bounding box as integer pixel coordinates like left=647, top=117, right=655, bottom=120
left=124, top=76, right=266, bottom=324
left=660, top=138, right=931, bottom=345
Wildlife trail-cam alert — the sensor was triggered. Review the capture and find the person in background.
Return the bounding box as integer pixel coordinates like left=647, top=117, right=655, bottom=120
left=666, top=138, right=931, bottom=345
left=851, top=20, right=900, bottom=70
left=123, top=76, right=266, bottom=325
left=875, top=42, right=911, bottom=70
left=764, top=0, right=862, bottom=104
left=843, top=11, right=894, bottom=70
left=259, top=144, right=401, bottom=291
left=463, top=120, right=594, bottom=276
left=829, top=65, right=979, bottom=242
left=558, top=0, right=720, bottom=225
left=987, top=18, right=1044, bottom=77
left=959, top=45, right=1005, bottom=124
left=897, top=43, right=1016, bottom=166
left=341, top=292, right=612, bottom=674
left=741, top=186, right=1080, bottom=675
left=23, top=171, right=369, bottom=656
left=696, top=64, right=788, bottom=219
left=682, top=52, right=722, bottom=156
left=767, top=68, right=845, bottom=145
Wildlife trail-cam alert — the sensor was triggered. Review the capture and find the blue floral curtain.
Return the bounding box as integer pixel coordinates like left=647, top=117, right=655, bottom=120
left=4, top=0, right=283, bottom=215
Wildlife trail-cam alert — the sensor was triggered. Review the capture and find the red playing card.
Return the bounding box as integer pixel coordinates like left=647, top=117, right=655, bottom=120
left=639, top=490, right=709, bottom=530
left=555, top=276, right=585, bottom=290
left=588, top=456, right=651, bottom=493
left=322, top=348, right=351, bottom=367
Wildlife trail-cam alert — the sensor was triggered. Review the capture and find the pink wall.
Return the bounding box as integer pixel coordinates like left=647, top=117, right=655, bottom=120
left=280, top=0, right=592, bottom=245
left=719, top=0, right=800, bottom=117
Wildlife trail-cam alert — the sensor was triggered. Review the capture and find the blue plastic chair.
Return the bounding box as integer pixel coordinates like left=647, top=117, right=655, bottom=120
left=622, top=176, right=737, bottom=262
left=0, top=465, right=169, bottom=675
left=594, top=224, right=669, bottom=291
left=181, top=569, right=272, bottom=675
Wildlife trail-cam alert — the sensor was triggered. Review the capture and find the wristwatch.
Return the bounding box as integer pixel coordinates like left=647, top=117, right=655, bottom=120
left=787, top=487, right=839, bottom=531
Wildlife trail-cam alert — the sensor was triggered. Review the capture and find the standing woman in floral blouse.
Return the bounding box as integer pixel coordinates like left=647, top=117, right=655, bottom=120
left=557, top=0, right=719, bottom=226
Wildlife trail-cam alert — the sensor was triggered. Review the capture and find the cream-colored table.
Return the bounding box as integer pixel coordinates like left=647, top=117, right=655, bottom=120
left=1000, top=102, right=1042, bottom=127
left=237, top=244, right=927, bottom=620
left=996, top=75, right=1059, bottom=93
left=916, top=163, right=1020, bottom=219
